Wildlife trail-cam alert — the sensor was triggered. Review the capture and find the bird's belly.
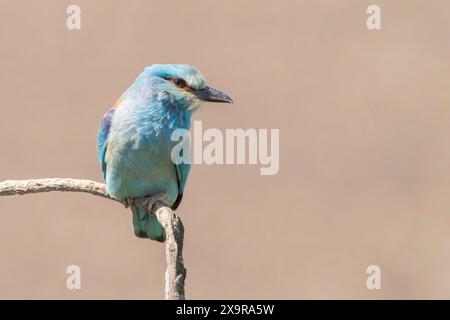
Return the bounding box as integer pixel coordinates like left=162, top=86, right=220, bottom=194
left=105, top=142, right=178, bottom=205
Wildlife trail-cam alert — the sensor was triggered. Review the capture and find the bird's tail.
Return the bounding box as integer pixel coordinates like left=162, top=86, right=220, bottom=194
left=132, top=207, right=165, bottom=242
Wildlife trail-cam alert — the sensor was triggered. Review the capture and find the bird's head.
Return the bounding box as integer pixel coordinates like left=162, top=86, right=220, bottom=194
left=145, top=64, right=233, bottom=112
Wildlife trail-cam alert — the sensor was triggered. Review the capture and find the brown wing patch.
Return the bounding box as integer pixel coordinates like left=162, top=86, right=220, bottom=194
left=113, top=96, right=123, bottom=109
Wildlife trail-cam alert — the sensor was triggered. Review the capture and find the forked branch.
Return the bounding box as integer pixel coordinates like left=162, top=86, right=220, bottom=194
left=0, top=178, right=186, bottom=300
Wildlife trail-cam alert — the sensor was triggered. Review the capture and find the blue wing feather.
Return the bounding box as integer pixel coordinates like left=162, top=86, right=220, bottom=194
left=97, top=108, right=115, bottom=179
left=176, top=162, right=190, bottom=194
left=175, top=130, right=191, bottom=194
left=172, top=162, right=190, bottom=210
left=173, top=135, right=191, bottom=209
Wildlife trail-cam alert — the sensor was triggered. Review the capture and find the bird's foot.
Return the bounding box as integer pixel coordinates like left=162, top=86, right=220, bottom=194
left=134, top=193, right=168, bottom=212
left=123, top=197, right=135, bottom=209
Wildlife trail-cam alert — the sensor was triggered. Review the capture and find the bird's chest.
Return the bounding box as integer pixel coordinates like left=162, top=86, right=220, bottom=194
left=105, top=112, right=182, bottom=202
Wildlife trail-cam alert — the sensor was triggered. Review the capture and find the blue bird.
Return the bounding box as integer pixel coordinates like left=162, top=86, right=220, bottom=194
left=97, top=64, right=232, bottom=241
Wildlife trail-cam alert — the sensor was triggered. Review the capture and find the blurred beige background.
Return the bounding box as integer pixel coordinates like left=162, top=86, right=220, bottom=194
left=1, top=0, right=450, bottom=299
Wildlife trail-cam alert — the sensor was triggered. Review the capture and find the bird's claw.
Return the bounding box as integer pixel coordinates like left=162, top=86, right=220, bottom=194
left=135, top=193, right=168, bottom=212
left=123, top=197, right=135, bottom=209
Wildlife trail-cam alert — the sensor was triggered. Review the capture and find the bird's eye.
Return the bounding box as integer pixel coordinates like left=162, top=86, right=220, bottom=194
left=171, top=77, right=187, bottom=88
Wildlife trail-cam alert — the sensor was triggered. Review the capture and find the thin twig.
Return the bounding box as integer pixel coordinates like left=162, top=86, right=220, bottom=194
left=0, top=178, right=186, bottom=300
left=0, top=178, right=118, bottom=202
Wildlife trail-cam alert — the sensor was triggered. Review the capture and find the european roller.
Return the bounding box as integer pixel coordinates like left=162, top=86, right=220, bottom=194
left=97, top=64, right=232, bottom=242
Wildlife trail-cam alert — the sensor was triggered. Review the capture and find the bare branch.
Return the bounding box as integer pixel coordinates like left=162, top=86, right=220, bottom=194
left=0, top=178, right=186, bottom=300
left=0, top=178, right=119, bottom=202
left=153, top=202, right=186, bottom=300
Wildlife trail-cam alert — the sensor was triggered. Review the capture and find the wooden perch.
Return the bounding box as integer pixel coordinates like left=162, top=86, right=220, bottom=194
left=0, top=178, right=186, bottom=300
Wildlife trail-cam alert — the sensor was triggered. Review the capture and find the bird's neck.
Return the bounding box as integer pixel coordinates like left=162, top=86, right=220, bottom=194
left=159, top=102, right=192, bottom=131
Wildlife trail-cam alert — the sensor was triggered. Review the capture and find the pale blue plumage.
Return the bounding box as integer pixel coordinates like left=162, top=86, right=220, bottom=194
left=97, top=64, right=232, bottom=241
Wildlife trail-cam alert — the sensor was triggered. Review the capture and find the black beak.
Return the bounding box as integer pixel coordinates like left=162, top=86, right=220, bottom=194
left=194, top=86, right=233, bottom=103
